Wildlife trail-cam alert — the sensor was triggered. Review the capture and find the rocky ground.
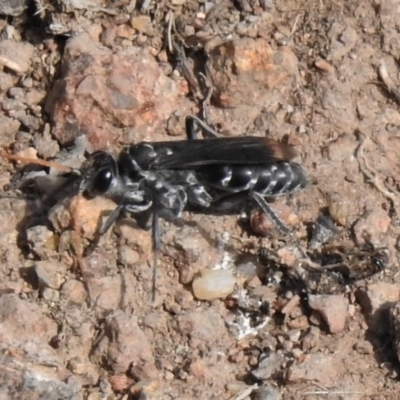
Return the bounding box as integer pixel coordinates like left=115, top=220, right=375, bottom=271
left=1, top=0, right=400, bottom=399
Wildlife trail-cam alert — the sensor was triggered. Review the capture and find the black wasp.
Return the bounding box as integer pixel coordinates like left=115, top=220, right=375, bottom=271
left=79, top=116, right=308, bottom=298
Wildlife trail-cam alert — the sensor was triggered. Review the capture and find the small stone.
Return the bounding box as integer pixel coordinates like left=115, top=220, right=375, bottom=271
left=109, top=374, right=132, bottom=393
left=253, top=385, right=281, bottom=400
left=8, top=87, right=24, bottom=98
left=0, top=39, right=35, bottom=73
left=22, top=77, right=33, bottom=88
left=0, top=71, right=16, bottom=91
left=129, top=16, right=154, bottom=36
left=91, top=310, right=158, bottom=379
left=0, top=294, right=58, bottom=343
left=315, top=58, right=335, bottom=74
left=34, top=260, right=67, bottom=290
left=236, top=262, right=258, bottom=285
left=192, top=269, right=236, bottom=301
left=308, top=294, right=349, bottom=334
left=176, top=309, right=227, bottom=346
left=0, top=0, right=29, bottom=16
left=226, top=381, right=248, bottom=394
left=25, top=88, right=46, bottom=105
left=353, top=208, right=391, bottom=247
left=0, top=340, right=82, bottom=398
left=356, top=282, right=400, bottom=315
left=2, top=98, right=26, bottom=111
left=68, top=357, right=99, bottom=386
left=118, top=245, right=140, bottom=265
left=42, top=287, right=60, bottom=302
left=354, top=340, right=374, bottom=355
left=301, top=326, right=320, bottom=352
left=287, top=354, right=337, bottom=386
left=61, top=279, right=87, bottom=305
left=251, top=353, right=285, bottom=380
left=26, top=225, right=57, bottom=259
left=328, top=193, right=350, bottom=226
left=0, top=115, right=20, bottom=146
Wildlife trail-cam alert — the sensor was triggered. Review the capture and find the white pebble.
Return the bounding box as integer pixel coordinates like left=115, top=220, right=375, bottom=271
left=192, top=269, right=236, bottom=301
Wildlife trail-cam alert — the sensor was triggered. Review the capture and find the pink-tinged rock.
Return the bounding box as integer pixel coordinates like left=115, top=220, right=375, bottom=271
left=308, top=294, right=349, bottom=334
left=353, top=208, right=391, bottom=246
left=0, top=294, right=58, bottom=344
left=208, top=38, right=298, bottom=108
left=357, top=283, right=400, bottom=336
left=46, top=27, right=182, bottom=150
left=0, top=340, right=81, bottom=399
left=356, top=282, right=400, bottom=315
left=175, top=309, right=228, bottom=348
left=91, top=310, right=159, bottom=380
left=287, top=353, right=339, bottom=386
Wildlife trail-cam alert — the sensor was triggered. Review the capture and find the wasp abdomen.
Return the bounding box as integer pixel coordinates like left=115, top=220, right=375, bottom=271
left=197, top=162, right=307, bottom=196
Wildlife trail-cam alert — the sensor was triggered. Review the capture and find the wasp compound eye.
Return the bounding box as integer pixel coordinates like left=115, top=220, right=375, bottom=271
left=91, top=168, right=114, bottom=195
left=80, top=152, right=118, bottom=199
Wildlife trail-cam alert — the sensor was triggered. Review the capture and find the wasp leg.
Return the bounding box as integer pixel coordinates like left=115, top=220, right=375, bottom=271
left=251, top=191, right=309, bottom=260
left=151, top=210, right=160, bottom=302
left=84, top=204, right=125, bottom=256
left=185, top=116, right=220, bottom=140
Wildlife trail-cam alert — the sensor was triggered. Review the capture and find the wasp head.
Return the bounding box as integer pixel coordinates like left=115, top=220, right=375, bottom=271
left=79, top=151, right=119, bottom=199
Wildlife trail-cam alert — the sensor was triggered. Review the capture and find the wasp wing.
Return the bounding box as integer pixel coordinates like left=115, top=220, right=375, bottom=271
left=144, top=137, right=297, bottom=169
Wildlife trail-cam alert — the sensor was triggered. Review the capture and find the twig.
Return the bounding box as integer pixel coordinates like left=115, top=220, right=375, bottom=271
left=1, top=151, right=73, bottom=172
left=356, top=133, right=400, bottom=219
left=378, top=59, right=400, bottom=104
left=229, top=384, right=258, bottom=400
left=166, top=11, right=175, bottom=54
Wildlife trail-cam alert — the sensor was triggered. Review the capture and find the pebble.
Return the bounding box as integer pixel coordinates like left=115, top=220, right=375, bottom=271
left=251, top=353, right=285, bottom=380
left=192, top=269, right=236, bottom=301
left=253, top=385, right=281, bottom=400
left=47, top=30, right=180, bottom=149
left=2, top=98, right=26, bottom=111
left=0, top=39, right=34, bottom=74
left=61, top=279, right=87, bottom=305
left=308, top=294, right=349, bottom=334
left=26, top=225, right=56, bottom=259
left=118, top=245, right=140, bottom=266
left=0, top=0, right=29, bottom=16
left=0, top=340, right=82, bottom=399
left=92, top=310, right=158, bottom=379
left=25, top=88, right=46, bottom=105
left=0, top=71, right=16, bottom=91
left=287, top=353, right=337, bottom=386
left=34, top=260, right=67, bottom=290
left=42, top=287, right=60, bottom=302
left=130, top=16, right=154, bottom=36
left=0, top=115, right=20, bottom=146
left=356, top=282, right=400, bottom=315
left=8, top=86, right=24, bottom=98
left=0, top=294, right=58, bottom=343
left=353, top=208, right=391, bottom=247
